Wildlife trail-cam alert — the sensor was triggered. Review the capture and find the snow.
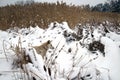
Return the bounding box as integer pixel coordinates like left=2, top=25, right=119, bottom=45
left=0, top=21, right=120, bottom=80
left=101, top=37, right=120, bottom=80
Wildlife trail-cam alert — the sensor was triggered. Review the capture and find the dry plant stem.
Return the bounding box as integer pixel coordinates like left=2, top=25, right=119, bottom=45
left=26, top=66, right=32, bottom=80
left=32, top=49, right=37, bottom=61
left=67, top=43, right=78, bottom=78
left=54, top=64, right=58, bottom=79
left=15, top=36, right=39, bottom=80
left=46, top=38, right=62, bottom=67
left=14, top=36, right=31, bottom=80
left=52, top=45, right=65, bottom=65
left=30, top=71, right=43, bottom=80
left=74, top=55, right=84, bottom=66
left=20, top=69, right=27, bottom=80
left=3, top=40, right=8, bottom=62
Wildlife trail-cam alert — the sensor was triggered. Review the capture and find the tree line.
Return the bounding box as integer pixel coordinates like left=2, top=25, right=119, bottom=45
left=91, top=0, right=120, bottom=13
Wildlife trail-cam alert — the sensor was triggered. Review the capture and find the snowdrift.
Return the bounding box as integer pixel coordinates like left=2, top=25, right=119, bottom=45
left=0, top=22, right=120, bottom=80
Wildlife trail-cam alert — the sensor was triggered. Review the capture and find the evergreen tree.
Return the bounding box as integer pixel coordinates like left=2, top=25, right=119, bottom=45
left=92, top=0, right=120, bottom=13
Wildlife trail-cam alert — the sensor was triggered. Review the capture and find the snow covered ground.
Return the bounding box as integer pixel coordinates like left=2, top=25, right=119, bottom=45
left=0, top=22, right=120, bottom=80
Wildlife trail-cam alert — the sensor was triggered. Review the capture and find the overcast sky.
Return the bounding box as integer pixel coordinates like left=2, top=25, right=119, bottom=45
left=0, top=0, right=107, bottom=7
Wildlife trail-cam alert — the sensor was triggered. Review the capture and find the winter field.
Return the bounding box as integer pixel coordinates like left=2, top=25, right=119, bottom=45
left=0, top=21, right=120, bottom=80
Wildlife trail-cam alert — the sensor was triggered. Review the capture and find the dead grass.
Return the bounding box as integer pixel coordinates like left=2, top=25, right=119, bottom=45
left=0, top=2, right=120, bottom=30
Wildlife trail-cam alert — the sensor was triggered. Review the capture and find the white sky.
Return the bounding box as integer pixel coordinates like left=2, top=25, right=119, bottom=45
left=0, top=0, right=107, bottom=7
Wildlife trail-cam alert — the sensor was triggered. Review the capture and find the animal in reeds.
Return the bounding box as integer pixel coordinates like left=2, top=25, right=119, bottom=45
left=33, top=40, right=54, bottom=59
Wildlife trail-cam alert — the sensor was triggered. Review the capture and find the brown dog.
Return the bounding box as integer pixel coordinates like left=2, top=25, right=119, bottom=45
left=33, top=40, right=54, bottom=59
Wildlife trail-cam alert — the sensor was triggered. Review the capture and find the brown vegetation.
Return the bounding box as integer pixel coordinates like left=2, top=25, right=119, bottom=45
left=0, top=2, right=120, bottom=30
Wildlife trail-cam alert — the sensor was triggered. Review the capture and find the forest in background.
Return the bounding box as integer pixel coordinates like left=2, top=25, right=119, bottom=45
left=92, top=0, right=120, bottom=13
left=0, top=0, right=120, bottom=30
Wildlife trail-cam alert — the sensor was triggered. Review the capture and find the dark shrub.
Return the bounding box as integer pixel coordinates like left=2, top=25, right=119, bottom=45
left=88, top=41, right=105, bottom=56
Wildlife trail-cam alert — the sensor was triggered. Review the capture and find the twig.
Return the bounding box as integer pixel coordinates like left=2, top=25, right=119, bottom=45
left=30, top=70, right=44, bottom=80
